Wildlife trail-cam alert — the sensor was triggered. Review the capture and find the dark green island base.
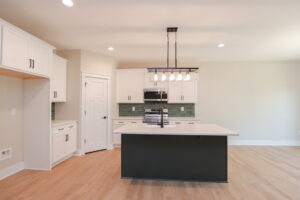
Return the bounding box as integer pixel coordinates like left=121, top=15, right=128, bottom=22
left=121, top=134, right=228, bottom=182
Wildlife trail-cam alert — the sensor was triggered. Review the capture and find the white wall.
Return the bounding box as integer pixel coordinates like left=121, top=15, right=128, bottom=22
left=197, top=61, right=300, bottom=143
left=118, top=61, right=300, bottom=143
left=0, top=76, right=23, bottom=170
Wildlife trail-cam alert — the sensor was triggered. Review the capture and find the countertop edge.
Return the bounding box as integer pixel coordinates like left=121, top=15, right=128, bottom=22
left=51, top=120, right=78, bottom=127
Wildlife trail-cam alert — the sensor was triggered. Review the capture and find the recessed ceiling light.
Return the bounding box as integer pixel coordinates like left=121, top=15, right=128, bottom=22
left=62, top=0, right=74, bottom=7
left=108, top=47, right=114, bottom=51
left=218, top=43, right=225, bottom=48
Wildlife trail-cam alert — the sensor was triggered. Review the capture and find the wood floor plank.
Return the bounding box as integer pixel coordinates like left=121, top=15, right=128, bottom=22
left=0, top=147, right=299, bottom=200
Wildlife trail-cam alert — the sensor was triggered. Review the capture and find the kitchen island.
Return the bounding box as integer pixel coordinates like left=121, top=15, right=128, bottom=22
left=114, top=123, right=238, bottom=182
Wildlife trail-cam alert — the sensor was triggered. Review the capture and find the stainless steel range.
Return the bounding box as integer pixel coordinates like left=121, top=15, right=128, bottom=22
left=143, top=108, right=169, bottom=124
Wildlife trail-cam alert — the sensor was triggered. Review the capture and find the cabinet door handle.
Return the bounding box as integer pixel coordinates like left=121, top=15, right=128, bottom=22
left=29, top=59, right=32, bottom=68
left=33, top=59, right=35, bottom=69
left=65, top=134, right=69, bottom=142
left=103, top=116, right=107, bottom=119
left=54, top=91, right=57, bottom=98
left=182, top=95, right=184, bottom=101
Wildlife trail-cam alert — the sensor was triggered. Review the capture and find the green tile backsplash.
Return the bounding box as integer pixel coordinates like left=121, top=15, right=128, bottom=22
left=119, top=103, right=195, bottom=117
left=51, top=103, right=55, bottom=120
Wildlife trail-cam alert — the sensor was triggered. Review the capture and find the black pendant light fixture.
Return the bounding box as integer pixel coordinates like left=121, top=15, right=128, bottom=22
left=148, top=27, right=199, bottom=77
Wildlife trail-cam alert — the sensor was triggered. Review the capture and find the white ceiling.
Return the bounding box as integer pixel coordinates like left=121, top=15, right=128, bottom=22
left=1, top=0, right=300, bottom=63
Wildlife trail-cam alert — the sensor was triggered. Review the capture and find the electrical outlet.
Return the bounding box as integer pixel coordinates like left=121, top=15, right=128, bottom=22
left=181, top=107, right=184, bottom=112
left=132, top=106, right=135, bottom=112
left=0, top=148, right=12, bottom=160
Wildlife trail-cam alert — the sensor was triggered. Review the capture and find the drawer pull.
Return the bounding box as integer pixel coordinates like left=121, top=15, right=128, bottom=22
left=58, top=128, right=64, bottom=131
left=131, top=122, right=137, bottom=123
left=118, top=122, right=124, bottom=124
left=69, top=125, right=74, bottom=128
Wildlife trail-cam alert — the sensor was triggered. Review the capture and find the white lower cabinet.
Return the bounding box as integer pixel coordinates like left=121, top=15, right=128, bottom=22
left=52, top=122, right=77, bottom=165
left=113, top=120, right=142, bottom=145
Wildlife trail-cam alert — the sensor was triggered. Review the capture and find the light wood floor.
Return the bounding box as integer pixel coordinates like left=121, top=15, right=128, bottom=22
left=0, top=146, right=300, bottom=200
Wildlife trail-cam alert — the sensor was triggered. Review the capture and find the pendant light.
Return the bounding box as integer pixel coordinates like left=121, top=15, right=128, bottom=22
left=161, top=72, right=167, bottom=81
left=176, top=72, right=183, bottom=81
left=153, top=69, right=158, bottom=81
left=169, top=72, right=175, bottom=81
left=184, top=69, right=191, bottom=81
left=148, top=27, right=198, bottom=80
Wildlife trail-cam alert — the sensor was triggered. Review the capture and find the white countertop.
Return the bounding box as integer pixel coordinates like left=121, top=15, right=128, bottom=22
left=113, top=123, right=238, bottom=136
left=52, top=120, right=77, bottom=127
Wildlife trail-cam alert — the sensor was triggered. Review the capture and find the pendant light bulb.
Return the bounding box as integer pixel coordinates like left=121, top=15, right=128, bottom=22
left=161, top=72, right=167, bottom=81
left=154, top=72, right=158, bottom=82
left=176, top=72, right=183, bottom=81
left=169, top=72, right=175, bottom=81
left=184, top=72, right=191, bottom=81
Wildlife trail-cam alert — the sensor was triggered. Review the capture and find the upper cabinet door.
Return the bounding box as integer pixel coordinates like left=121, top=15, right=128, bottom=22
left=168, top=80, right=197, bottom=103
left=51, top=54, right=67, bottom=102
left=168, top=81, right=182, bottom=103
left=2, top=26, right=29, bottom=71
left=28, top=40, right=50, bottom=77
left=116, top=69, right=144, bottom=103
left=181, top=81, right=197, bottom=103
left=0, top=20, right=54, bottom=78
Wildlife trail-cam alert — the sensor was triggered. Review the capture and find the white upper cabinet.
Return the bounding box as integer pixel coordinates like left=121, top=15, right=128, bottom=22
left=116, top=69, right=144, bottom=103
left=51, top=54, right=67, bottom=102
left=0, top=19, right=54, bottom=78
left=2, top=26, right=29, bottom=72
left=168, top=80, right=197, bottom=103
left=28, top=40, right=51, bottom=76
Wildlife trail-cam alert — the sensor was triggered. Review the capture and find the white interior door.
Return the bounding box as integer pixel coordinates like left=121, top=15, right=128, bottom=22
left=84, top=77, right=108, bottom=153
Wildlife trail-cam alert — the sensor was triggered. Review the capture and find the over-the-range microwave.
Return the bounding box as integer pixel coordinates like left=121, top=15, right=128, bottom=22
left=144, top=88, right=168, bottom=102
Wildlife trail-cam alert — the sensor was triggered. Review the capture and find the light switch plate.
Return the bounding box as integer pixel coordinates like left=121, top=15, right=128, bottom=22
left=181, top=107, right=184, bottom=112
left=132, top=106, right=135, bottom=112
left=0, top=148, right=12, bottom=160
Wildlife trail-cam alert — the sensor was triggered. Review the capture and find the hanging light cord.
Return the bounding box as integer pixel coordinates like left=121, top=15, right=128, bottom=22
left=167, top=31, right=169, bottom=68
left=175, top=31, right=177, bottom=68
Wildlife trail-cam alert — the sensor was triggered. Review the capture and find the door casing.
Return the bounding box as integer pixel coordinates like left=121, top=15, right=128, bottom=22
left=81, top=73, right=112, bottom=154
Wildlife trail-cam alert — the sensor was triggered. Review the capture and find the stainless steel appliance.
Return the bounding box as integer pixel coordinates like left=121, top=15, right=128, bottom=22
left=143, top=108, right=169, bottom=124
left=144, top=88, right=168, bottom=102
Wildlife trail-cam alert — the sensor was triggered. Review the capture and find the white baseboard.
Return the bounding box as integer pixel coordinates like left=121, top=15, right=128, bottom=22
left=74, top=149, right=85, bottom=156
left=0, top=162, right=24, bottom=180
left=229, top=139, right=300, bottom=146
left=113, top=144, right=121, bottom=148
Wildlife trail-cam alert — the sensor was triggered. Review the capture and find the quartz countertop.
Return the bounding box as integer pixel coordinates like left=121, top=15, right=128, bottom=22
left=51, top=120, right=77, bottom=127
left=113, top=122, right=238, bottom=136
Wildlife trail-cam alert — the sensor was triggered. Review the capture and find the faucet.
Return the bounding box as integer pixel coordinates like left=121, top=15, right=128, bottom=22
left=160, top=107, right=164, bottom=128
